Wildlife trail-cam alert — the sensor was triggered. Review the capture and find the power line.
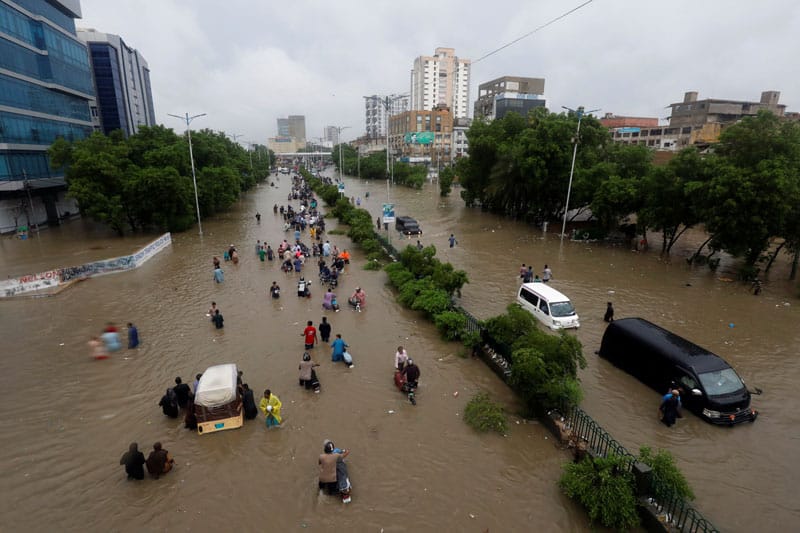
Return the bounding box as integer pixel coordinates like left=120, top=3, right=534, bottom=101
left=473, top=0, right=595, bottom=65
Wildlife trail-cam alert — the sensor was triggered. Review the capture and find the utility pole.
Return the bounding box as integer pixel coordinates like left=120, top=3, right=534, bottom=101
left=168, top=112, right=206, bottom=236
left=560, top=106, right=600, bottom=242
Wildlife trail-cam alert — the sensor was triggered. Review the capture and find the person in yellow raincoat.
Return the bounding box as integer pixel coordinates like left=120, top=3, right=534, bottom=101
left=260, top=389, right=282, bottom=428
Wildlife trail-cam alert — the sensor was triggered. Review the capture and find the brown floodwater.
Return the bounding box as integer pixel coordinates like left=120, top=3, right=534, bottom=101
left=2, top=172, right=798, bottom=532
left=0, top=178, right=588, bottom=533
left=348, top=177, right=800, bottom=532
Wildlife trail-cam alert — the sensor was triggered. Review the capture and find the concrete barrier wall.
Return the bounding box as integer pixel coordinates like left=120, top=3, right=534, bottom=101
left=0, top=233, right=171, bottom=298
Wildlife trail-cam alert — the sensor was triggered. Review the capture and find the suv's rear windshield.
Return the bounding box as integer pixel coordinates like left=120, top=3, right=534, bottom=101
left=698, top=368, right=745, bottom=396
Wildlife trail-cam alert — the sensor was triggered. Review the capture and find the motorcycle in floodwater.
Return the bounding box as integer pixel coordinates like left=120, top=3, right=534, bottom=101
left=394, top=370, right=417, bottom=405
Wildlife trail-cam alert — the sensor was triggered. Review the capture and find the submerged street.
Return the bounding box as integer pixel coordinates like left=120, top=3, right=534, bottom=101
left=1, top=174, right=798, bottom=531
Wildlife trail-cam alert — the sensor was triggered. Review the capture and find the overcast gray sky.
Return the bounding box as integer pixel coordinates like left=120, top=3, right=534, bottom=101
left=78, top=0, right=800, bottom=144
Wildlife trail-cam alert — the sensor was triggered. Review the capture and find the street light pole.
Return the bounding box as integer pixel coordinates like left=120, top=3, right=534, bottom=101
left=169, top=112, right=206, bottom=236
left=560, top=106, right=600, bottom=242
left=336, top=126, right=351, bottom=182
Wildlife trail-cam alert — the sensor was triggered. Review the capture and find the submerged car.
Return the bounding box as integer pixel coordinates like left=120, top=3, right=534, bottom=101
left=395, top=216, right=422, bottom=236
left=598, top=318, right=757, bottom=425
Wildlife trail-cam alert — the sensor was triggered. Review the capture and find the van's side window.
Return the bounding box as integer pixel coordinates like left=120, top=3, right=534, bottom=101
left=521, top=289, right=538, bottom=307
left=679, top=375, right=697, bottom=390
left=539, top=300, right=549, bottom=315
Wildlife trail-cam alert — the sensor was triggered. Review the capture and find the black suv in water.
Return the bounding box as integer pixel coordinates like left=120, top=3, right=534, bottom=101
left=599, top=318, right=757, bottom=425
left=395, top=216, right=422, bottom=236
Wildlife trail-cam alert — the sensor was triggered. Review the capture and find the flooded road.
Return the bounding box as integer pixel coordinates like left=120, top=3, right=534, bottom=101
left=2, top=172, right=798, bottom=532
left=347, top=177, right=800, bottom=532
left=0, top=179, right=588, bottom=532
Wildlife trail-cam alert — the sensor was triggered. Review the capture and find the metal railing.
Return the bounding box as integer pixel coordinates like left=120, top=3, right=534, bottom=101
left=455, top=306, right=483, bottom=334
left=554, top=405, right=719, bottom=533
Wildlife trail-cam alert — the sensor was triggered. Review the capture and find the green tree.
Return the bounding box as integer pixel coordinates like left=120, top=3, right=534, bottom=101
left=126, top=167, right=195, bottom=231
left=459, top=108, right=610, bottom=221
left=703, top=112, right=800, bottom=270
left=639, top=147, right=712, bottom=256
left=560, top=455, right=639, bottom=530
left=50, top=131, right=131, bottom=235
left=439, top=165, right=455, bottom=197
left=638, top=446, right=694, bottom=501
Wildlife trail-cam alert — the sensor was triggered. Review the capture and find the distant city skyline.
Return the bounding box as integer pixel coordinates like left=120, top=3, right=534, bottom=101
left=77, top=0, right=800, bottom=142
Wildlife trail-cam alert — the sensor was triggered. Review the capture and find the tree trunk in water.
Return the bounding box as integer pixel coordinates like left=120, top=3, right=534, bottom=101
left=791, top=249, right=799, bottom=281
left=661, top=231, right=668, bottom=256
left=666, top=225, right=691, bottom=256
left=688, top=236, right=713, bottom=264
left=764, top=241, right=785, bottom=274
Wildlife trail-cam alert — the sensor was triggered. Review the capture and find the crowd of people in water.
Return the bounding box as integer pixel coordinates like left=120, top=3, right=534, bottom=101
left=117, top=171, right=377, bottom=499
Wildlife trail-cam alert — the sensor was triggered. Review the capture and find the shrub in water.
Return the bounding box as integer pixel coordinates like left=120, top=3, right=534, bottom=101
left=638, top=446, right=695, bottom=501
left=464, top=392, right=507, bottom=434
left=434, top=310, right=467, bottom=340
left=559, top=455, right=639, bottom=530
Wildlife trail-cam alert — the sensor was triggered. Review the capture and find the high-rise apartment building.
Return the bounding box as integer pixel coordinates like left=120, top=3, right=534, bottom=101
left=364, top=94, right=408, bottom=139
left=473, top=76, right=546, bottom=121
left=77, top=28, right=155, bottom=136
left=0, top=0, right=94, bottom=231
left=277, top=118, right=290, bottom=137
left=409, top=47, right=470, bottom=119
left=324, top=126, right=339, bottom=144
left=276, top=115, right=306, bottom=148
left=287, top=115, right=306, bottom=145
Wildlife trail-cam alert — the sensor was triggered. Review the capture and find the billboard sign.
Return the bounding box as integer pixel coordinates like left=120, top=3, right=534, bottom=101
left=338, top=182, right=345, bottom=192
left=382, top=203, right=395, bottom=224
left=404, top=131, right=434, bottom=145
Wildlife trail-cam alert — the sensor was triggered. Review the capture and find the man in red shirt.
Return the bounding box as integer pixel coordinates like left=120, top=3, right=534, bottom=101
left=302, top=320, right=319, bottom=350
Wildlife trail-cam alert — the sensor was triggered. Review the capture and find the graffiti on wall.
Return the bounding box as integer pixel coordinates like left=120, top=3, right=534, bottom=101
left=1, top=233, right=171, bottom=298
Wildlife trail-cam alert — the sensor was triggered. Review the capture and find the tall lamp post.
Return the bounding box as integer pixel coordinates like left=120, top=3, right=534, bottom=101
left=336, top=126, right=350, bottom=182
left=364, top=94, right=408, bottom=189
left=560, top=106, right=600, bottom=242
left=168, top=112, right=206, bottom=236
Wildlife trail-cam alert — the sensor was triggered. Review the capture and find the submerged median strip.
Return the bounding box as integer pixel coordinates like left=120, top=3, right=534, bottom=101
left=0, top=233, right=172, bottom=298
left=304, top=169, right=716, bottom=531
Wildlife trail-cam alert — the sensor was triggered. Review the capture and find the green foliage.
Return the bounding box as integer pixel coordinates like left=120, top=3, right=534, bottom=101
left=50, top=125, right=261, bottom=235
left=396, top=244, right=468, bottom=295
left=363, top=259, right=382, bottom=271
left=327, top=229, right=346, bottom=235
left=410, top=287, right=452, bottom=317
left=638, top=446, right=695, bottom=501
left=483, top=304, right=537, bottom=357
left=360, top=238, right=382, bottom=255
left=484, top=305, right=586, bottom=411
left=461, top=330, right=482, bottom=350
left=384, top=262, right=415, bottom=288
left=559, top=455, right=640, bottom=530
left=434, top=310, right=467, bottom=340
left=464, top=393, right=508, bottom=434
left=397, top=278, right=435, bottom=308
left=332, top=145, right=427, bottom=188
left=439, top=166, right=455, bottom=197
left=459, top=108, right=612, bottom=221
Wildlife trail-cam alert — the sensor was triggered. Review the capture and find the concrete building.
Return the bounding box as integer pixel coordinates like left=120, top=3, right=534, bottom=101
left=608, top=91, right=787, bottom=151
left=473, top=76, right=546, bottom=121
left=389, top=105, right=454, bottom=165
left=267, top=136, right=304, bottom=154
left=668, top=90, right=785, bottom=128
left=599, top=113, right=658, bottom=129
left=277, top=118, right=290, bottom=137
left=364, top=94, right=408, bottom=139
left=287, top=115, right=306, bottom=145
left=324, top=126, right=338, bottom=144
left=453, top=117, right=471, bottom=160
left=77, top=28, right=155, bottom=137
left=275, top=115, right=306, bottom=148
left=0, top=0, right=94, bottom=232
left=410, top=47, right=470, bottom=119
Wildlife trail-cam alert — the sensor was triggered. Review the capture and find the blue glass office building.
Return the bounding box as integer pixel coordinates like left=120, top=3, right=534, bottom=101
left=78, top=29, right=156, bottom=137
left=0, top=0, right=93, bottom=230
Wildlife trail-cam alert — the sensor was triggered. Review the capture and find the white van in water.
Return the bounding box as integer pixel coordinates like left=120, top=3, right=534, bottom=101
left=516, top=283, right=580, bottom=330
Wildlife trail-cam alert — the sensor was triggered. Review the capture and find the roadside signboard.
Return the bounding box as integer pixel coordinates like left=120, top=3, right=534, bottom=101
left=338, top=182, right=345, bottom=192
left=382, top=203, right=395, bottom=224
